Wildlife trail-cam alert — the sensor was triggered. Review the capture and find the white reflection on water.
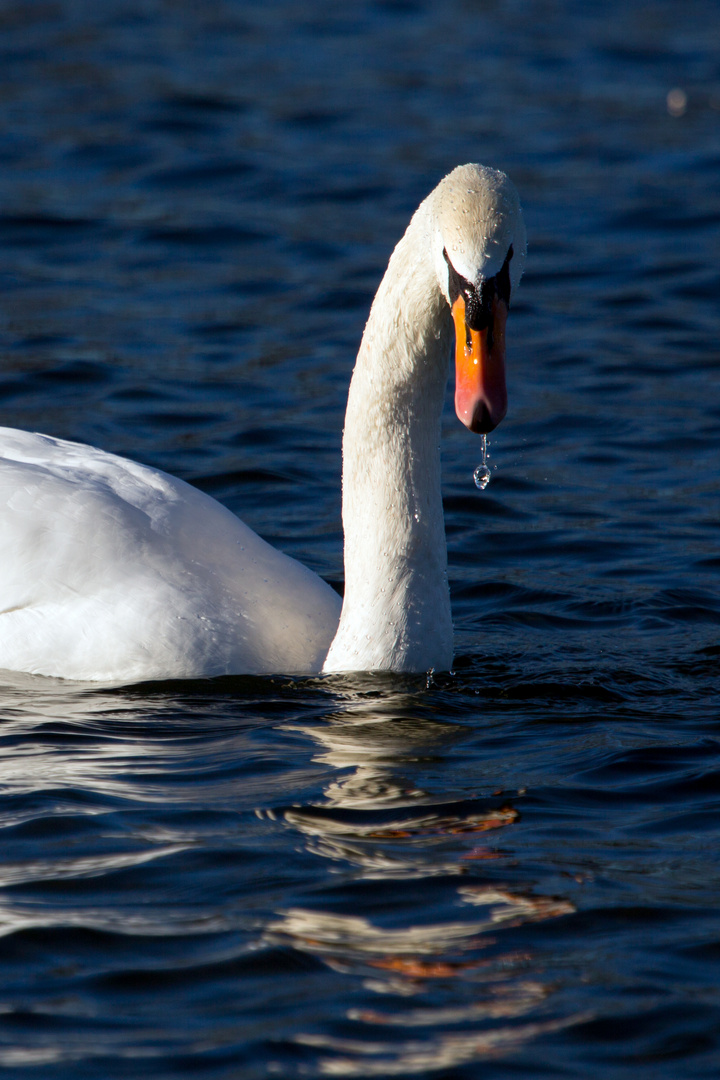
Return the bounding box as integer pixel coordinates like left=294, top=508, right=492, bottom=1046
left=0, top=844, right=188, bottom=891
left=0, top=671, right=277, bottom=806
left=281, top=801, right=519, bottom=878
left=274, top=684, right=581, bottom=1075
left=279, top=690, right=515, bottom=875
left=268, top=906, right=518, bottom=958
left=297, top=1015, right=584, bottom=1078
left=0, top=672, right=253, bottom=942
left=0, top=673, right=174, bottom=803
left=0, top=898, right=237, bottom=939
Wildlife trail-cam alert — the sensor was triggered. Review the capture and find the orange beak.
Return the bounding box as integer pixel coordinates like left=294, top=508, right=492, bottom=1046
left=452, top=294, right=508, bottom=434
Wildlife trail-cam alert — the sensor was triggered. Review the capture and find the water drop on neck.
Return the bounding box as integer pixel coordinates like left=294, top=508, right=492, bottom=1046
left=473, top=434, right=491, bottom=490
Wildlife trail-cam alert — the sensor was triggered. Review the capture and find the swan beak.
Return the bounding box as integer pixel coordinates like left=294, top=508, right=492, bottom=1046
left=452, top=294, right=508, bottom=434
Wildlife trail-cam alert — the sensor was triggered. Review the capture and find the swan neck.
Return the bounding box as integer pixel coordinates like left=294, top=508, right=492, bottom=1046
left=323, top=204, right=454, bottom=673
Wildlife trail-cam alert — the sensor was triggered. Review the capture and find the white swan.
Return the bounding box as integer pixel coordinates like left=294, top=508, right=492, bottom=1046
left=0, top=164, right=525, bottom=683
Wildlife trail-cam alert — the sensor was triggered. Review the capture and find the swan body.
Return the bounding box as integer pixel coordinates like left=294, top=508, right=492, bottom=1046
left=0, top=164, right=524, bottom=682
left=0, top=428, right=341, bottom=681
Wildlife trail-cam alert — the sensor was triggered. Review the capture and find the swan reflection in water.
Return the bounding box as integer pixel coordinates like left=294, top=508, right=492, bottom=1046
left=265, top=679, right=585, bottom=1076
left=0, top=672, right=213, bottom=950
left=0, top=672, right=585, bottom=1074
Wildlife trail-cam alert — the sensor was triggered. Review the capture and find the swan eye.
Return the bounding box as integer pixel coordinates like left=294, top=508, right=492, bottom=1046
left=443, top=249, right=489, bottom=329
left=478, top=245, right=513, bottom=316
left=496, top=244, right=513, bottom=306
left=443, top=248, right=469, bottom=306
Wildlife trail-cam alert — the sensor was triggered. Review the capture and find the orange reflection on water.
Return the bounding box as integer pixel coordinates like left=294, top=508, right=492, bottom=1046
left=367, top=955, right=499, bottom=978
left=275, top=691, right=584, bottom=1075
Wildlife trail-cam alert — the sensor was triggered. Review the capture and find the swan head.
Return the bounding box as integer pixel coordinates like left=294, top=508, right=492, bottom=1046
left=432, top=164, right=526, bottom=434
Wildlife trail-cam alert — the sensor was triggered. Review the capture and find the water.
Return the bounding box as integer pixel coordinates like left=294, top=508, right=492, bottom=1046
left=473, top=435, right=491, bottom=490
left=0, top=0, right=719, bottom=1076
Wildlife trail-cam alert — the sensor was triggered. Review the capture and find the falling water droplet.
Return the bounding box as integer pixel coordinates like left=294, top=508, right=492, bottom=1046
left=473, top=463, right=491, bottom=489
left=473, top=433, right=491, bottom=490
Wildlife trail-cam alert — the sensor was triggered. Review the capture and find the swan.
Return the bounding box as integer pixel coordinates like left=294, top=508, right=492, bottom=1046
left=0, top=164, right=525, bottom=683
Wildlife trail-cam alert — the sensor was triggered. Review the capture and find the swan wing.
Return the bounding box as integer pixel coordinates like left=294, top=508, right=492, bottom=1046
left=0, top=429, right=340, bottom=682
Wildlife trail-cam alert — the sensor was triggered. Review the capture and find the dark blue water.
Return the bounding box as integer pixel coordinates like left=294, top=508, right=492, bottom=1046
left=1, top=0, right=719, bottom=1076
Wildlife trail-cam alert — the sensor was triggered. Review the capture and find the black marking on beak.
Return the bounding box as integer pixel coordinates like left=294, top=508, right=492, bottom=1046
left=443, top=245, right=514, bottom=327
left=444, top=245, right=514, bottom=355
